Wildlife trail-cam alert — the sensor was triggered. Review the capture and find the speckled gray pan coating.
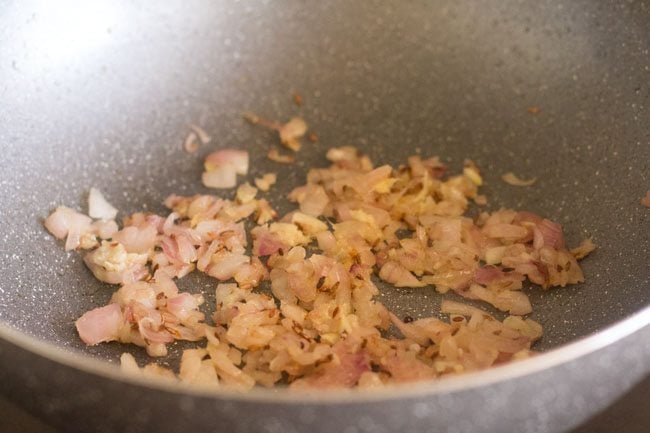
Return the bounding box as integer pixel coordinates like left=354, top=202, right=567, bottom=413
left=0, top=1, right=648, bottom=432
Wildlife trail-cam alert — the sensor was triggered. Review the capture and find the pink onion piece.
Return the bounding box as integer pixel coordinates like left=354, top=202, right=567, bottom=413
left=112, top=282, right=157, bottom=310
left=252, top=227, right=285, bottom=256
left=113, top=225, right=158, bottom=254
left=205, top=149, right=249, bottom=175
left=44, top=206, right=93, bottom=250
left=75, top=303, right=123, bottom=345
left=202, top=149, right=249, bottom=189
left=292, top=343, right=370, bottom=389
left=176, top=235, right=198, bottom=263
left=202, top=165, right=237, bottom=189
left=166, top=293, right=202, bottom=322
left=138, top=317, right=175, bottom=344
left=474, top=266, right=504, bottom=285
left=537, top=218, right=565, bottom=249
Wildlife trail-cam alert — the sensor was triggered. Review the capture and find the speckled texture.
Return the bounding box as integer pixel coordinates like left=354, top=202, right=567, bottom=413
left=0, top=0, right=648, bottom=432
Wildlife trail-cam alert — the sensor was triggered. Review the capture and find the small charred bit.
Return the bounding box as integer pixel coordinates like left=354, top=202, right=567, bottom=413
left=292, top=92, right=303, bottom=107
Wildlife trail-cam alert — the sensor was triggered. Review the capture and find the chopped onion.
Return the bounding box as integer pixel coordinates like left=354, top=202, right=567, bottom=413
left=252, top=226, right=285, bottom=256
left=44, top=206, right=94, bottom=250
left=202, top=165, right=237, bottom=189
left=88, top=187, right=118, bottom=220
left=502, top=172, right=537, bottom=186
left=207, top=252, right=250, bottom=280
left=441, top=300, right=490, bottom=318
left=484, top=246, right=507, bottom=265
left=184, top=131, right=199, bottom=153
left=641, top=190, right=650, bottom=208
left=267, top=148, right=295, bottom=164
left=291, top=212, right=327, bottom=235
left=570, top=238, right=596, bottom=260
left=83, top=242, right=148, bottom=284
left=537, top=219, right=565, bottom=249
left=44, top=206, right=92, bottom=240
left=47, top=121, right=596, bottom=390
left=483, top=223, right=528, bottom=240
left=113, top=225, right=158, bottom=254
left=92, top=219, right=119, bottom=240
left=292, top=185, right=329, bottom=217
left=469, top=283, right=532, bottom=315
left=190, top=124, right=212, bottom=144
left=205, top=149, right=249, bottom=175
left=138, top=317, right=174, bottom=344
left=474, top=266, right=504, bottom=285
left=254, top=173, right=277, bottom=192
left=120, top=352, right=141, bottom=375
left=236, top=182, right=258, bottom=204
left=379, top=261, right=425, bottom=287
left=75, top=303, right=123, bottom=345
left=166, top=293, right=202, bottom=321
left=279, top=117, right=308, bottom=151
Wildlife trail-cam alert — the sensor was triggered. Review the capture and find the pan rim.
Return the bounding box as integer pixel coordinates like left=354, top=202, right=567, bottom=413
left=1, top=304, right=648, bottom=403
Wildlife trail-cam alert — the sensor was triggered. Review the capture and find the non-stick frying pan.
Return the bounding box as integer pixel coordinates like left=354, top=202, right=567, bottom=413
left=0, top=1, right=648, bottom=432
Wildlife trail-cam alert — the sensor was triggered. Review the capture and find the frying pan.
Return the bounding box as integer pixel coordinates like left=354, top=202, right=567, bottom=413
left=0, top=1, right=648, bottom=432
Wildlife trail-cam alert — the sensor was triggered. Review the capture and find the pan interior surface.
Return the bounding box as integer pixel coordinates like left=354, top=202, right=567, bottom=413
left=0, top=0, right=648, bottom=375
